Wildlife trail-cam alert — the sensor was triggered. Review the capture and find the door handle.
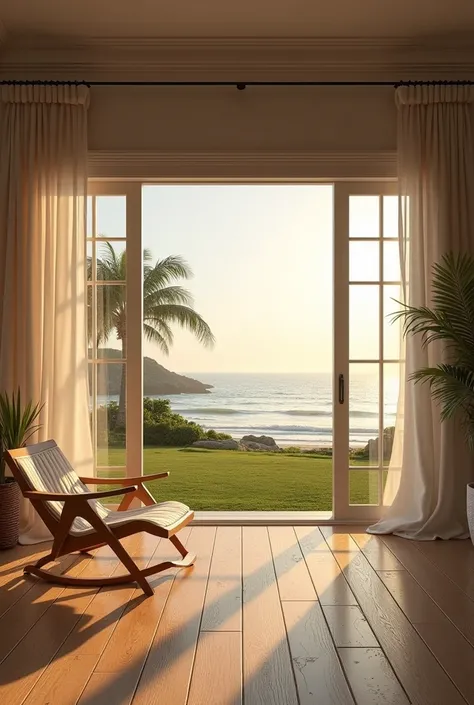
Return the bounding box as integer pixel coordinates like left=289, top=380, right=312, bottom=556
left=338, top=374, right=345, bottom=404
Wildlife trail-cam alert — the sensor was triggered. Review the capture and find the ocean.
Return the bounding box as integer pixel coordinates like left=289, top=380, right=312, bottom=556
left=160, top=372, right=398, bottom=447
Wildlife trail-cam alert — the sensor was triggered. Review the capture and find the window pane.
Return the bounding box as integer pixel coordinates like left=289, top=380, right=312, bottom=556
left=88, top=285, right=126, bottom=358
left=383, top=196, right=398, bottom=238
left=87, top=242, right=93, bottom=280
left=87, top=196, right=93, bottom=238
left=350, top=241, right=379, bottom=282
left=96, top=195, right=126, bottom=239
left=383, top=241, right=401, bottom=282
left=89, top=362, right=126, bottom=468
left=95, top=241, right=126, bottom=281
left=384, top=362, right=400, bottom=466
left=350, top=286, right=379, bottom=359
left=349, top=196, right=379, bottom=238
left=383, top=285, right=401, bottom=360
left=349, top=363, right=379, bottom=467
left=350, top=471, right=380, bottom=505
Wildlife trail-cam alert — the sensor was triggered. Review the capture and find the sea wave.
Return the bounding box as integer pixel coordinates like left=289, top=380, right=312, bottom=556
left=177, top=408, right=242, bottom=415
left=176, top=406, right=384, bottom=418
left=286, top=409, right=380, bottom=418
left=206, top=423, right=379, bottom=434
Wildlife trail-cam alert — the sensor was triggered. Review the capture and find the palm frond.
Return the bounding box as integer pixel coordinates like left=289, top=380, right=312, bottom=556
left=410, top=364, right=474, bottom=443
left=0, top=389, right=44, bottom=483
left=146, top=304, right=215, bottom=348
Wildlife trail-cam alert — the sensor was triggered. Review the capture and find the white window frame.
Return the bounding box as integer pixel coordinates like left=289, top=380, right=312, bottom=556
left=333, top=181, right=399, bottom=521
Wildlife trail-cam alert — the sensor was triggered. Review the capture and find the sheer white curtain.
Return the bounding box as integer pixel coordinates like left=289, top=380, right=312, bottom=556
left=0, top=84, right=93, bottom=544
left=369, top=84, right=474, bottom=539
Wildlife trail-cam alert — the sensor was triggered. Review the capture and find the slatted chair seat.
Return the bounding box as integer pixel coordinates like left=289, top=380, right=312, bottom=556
left=5, top=440, right=196, bottom=597
left=73, top=501, right=192, bottom=536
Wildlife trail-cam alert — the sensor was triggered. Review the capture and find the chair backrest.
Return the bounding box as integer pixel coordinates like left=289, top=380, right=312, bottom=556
left=5, top=440, right=107, bottom=533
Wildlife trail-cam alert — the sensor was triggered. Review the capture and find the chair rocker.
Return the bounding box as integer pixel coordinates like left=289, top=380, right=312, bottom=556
left=5, top=440, right=196, bottom=597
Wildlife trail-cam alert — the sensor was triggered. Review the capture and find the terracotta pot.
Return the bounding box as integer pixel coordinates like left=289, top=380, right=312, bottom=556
left=0, top=478, right=21, bottom=550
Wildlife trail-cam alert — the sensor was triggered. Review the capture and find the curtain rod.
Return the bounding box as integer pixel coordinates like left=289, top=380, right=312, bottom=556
left=1, top=79, right=474, bottom=89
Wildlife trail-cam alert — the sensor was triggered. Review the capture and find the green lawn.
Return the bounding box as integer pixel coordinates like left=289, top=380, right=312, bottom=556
left=97, top=447, right=380, bottom=511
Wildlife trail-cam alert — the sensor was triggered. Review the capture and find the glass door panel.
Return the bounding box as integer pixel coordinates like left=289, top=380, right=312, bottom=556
left=334, top=182, right=399, bottom=520
left=87, top=183, right=143, bottom=482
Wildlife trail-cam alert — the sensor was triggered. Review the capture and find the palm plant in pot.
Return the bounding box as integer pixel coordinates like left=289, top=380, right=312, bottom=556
left=394, top=252, right=474, bottom=543
left=0, top=390, right=43, bottom=549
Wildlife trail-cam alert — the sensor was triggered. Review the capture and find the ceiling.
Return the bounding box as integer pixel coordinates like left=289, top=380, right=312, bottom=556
left=1, top=0, right=474, bottom=40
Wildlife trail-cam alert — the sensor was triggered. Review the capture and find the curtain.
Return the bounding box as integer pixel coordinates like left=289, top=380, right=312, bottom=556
left=0, top=84, right=93, bottom=544
left=369, top=84, right=474, bottom=540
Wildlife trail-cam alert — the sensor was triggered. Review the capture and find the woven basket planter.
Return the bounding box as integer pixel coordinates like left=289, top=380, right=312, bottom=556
left=0, top=479, right=21, bottom=550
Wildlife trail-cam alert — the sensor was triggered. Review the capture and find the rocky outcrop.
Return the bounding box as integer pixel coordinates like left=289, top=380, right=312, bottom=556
left=240, top=435, right=281, bottom=452
left=92, top=349, right=213, bottom=396
left=192, top=439, right=241, bottom=450
left=191, top=434, right=282, bottom=452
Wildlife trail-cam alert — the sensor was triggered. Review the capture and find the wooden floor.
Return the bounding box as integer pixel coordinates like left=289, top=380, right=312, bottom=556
left=1, top=527, right=474, bottom=705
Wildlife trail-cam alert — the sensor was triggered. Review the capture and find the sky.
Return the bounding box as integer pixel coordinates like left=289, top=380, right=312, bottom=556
left=90, top=185, right=400, bottom=374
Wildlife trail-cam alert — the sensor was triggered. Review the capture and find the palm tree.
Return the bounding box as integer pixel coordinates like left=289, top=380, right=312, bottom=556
left=88, top=244, right=215, bottom=427
left=394, top=252, right=474, bottom=447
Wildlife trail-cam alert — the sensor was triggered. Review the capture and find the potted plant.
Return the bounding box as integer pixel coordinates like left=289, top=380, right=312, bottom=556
left=0, top=389, right=43, bottom=549
left=394, top=252, right=474, bottom=543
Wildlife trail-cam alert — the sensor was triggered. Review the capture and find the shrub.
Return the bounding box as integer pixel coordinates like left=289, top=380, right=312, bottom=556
left=97, top=397, right=233, bottom=448
left=204, top=429, right=232, bottom=441
left=143, top=421, right=202, bottom=447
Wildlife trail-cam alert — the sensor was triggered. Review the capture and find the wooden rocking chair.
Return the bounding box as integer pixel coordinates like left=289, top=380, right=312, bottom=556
left=5, top=440, right=196, bottom=597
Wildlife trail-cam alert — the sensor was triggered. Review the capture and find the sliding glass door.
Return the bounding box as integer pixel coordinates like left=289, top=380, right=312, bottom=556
left=88, top=179, right=399, bottom=519
left=333, top=182, right=399, bottom=520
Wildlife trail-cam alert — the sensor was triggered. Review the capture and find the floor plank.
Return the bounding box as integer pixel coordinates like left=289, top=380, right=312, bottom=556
left=187, top=632, right=242, bottom=705
left=0, top=543, right=121, bottom=705
left=0, top=552, right=92, bottom=664
left=323, top=605, right=379, bottom=647
left=0, top=545, right=52, bottom=618
left=268, top=526, right=317, bottom=601
left=331, top=544, right=466, bottom=705
left=77, top=673, right=132, bottom=705
left=88, top=529, right=192, bottom=705
left=382, top=535, right=474, bottom=647
left=295, top=526, right=358, bottom=606
left=350, top=533, right=405, bottom=571
left=338, top=648, right=410, bottom=705
left=201, top=526, right=242, bottom=631
left=377, top=570, right=446, bottom=624
left=131, top=527, right=216, bottom=705
left=320, top=527, right=360, bottom=553
left=414, top=539, right=474, bottom=602
left=20, top=534, right=162, bottom=705
left=242, top=526, right=298, bottom=705
left=282, top=600, right=354, bottom=705
left=415, top=622, right=474, bottom=705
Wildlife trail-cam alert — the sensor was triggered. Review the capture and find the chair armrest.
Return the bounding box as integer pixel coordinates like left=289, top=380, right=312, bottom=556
left=24, top=486, right=137, bottom=502
left=79, top=472, right=169, bottom=485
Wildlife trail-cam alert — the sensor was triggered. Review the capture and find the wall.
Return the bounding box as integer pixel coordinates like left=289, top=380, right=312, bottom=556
left=88, top=85, right=397, bottom=152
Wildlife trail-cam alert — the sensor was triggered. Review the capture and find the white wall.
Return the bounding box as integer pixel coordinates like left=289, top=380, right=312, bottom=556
left=88, top=85, right=397, bottom=152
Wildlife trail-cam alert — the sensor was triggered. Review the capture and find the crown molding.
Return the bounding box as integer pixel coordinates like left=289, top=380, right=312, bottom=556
left=2, top=35, right=474, bottom=81
left=88, top=150, right=397, bottom=180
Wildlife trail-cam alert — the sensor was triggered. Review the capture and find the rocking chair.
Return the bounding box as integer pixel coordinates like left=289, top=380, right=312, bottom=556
left=5, top=440, right=196, bottom=597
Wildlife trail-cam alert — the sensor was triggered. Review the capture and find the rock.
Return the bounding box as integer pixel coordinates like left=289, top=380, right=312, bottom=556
left=192, top=439, right=241, bottom=450
left=240, top=435, right=281, bottom=452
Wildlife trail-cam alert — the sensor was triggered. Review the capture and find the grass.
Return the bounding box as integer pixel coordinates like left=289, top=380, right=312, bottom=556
left=97, top=447, right=381, bottom=511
